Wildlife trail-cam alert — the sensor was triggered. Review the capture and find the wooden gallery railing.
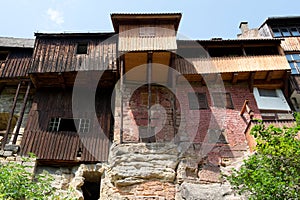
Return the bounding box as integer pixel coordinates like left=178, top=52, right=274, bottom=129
left=240, top=100, right=254, bottom=119
left=1, top=80, right=31, bottom=149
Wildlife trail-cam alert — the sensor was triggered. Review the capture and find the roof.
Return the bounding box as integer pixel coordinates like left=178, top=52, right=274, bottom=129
left=259, top=16, right=300, bottom=29
left=177, top=38, right=283, bottom=47
left=34, top=32, right=116, bottom=38
left=0, top=37, right=34, bottom=48
left=111, top=13, right=182, bottom=32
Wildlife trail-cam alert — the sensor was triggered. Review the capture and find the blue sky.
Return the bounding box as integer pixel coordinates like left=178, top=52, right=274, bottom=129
left=1, top=0, right=300, bottom=39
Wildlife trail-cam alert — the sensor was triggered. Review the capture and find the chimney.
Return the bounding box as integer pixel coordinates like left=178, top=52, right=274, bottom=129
left=239, top=22, right=249, bottom=34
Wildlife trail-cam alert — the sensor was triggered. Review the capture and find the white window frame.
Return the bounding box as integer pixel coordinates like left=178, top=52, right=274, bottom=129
left=253, top=88, right=291, bottom=111
left=48, top=117, right=90, bottom=133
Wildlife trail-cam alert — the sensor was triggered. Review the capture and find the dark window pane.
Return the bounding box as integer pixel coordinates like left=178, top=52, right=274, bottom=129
left=76, top=43, right=88, bottom=54
left=289, top=63, right=299, bottom=74
left=281, top=28, right=291, bottom=36
left=293, top=54, right=300, bottom=60
left=139, top=126, right=156, bottom=143
left=272, top=28, right=282, bottom=37
left=290, top=28, right=300, bottom=36
left=0, top=51, right=9, bottom=61
left=258, top=89, right=278, bottom=97
left=58, top=118, right=77, bottom=132
left=188, top=92, right=208, bottom=110
left=286, top=54, right=293, bottom=61
left=212, top=93, right=234, bottom=109
left=208, top=129, right=228, bottom=144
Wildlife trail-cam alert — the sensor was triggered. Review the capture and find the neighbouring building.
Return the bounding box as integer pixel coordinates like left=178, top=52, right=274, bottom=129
left=0, top=13, right=298, bottom=200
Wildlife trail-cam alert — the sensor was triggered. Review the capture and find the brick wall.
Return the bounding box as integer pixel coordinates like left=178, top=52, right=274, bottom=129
left=118, top=82, right=261, bottom=147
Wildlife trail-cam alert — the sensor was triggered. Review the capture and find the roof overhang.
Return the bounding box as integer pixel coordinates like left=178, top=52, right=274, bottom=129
left=111, top=13, right=182, bottom=32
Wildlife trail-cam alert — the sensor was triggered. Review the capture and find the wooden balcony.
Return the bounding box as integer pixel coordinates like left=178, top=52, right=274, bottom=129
left=244, top=119, right=296, bottom=152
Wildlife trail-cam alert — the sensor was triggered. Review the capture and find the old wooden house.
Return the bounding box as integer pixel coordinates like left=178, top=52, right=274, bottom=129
left=0, top=37, right=34, bottom=150
left=0, top=13, right=297, bottom=199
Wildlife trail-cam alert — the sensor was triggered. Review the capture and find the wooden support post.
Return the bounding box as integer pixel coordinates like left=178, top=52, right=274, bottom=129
left=1, top=81, right=21, bottom=149
left=284, top=71, right=291, bottom=98
left=147, top=52, right=153, bottom=136
left=266, top=71, right=273, bottom=82
left=0, top=83, right=5, bottom=95
left=12, top=82, right=31, bottom=144
left=240, top=100, right=254, bottom=119
left=120, top=58, right=124, bottom=144
left=58, top=73, right=66, bottom=89
left=232, top=73, right=239, bottom=84
left=249, top=72, right=255, bottom=93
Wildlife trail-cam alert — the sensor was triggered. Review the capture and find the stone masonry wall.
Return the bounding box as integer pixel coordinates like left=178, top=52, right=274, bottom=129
left=0, top=86, right=33, bottom=145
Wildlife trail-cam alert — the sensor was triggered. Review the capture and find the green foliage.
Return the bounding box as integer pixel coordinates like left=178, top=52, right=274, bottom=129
left=0, top=155, right=53, bottom=199
left=0, top=154, right=75, bottom=200
left=226, top=120, right=300, bottom=200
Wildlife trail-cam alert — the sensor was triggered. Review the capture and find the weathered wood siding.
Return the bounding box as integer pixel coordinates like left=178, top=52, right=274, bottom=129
left=175, top=55, right=290, bottom=74
left=30, top=36, right=117, bottom=73
left=0, top=48, right=32, bottom=78
left=119, top=24, right=177, bottom=51
left=20, top=88, right=113, bottom=162
left=281, top=37, right=300, bottom=52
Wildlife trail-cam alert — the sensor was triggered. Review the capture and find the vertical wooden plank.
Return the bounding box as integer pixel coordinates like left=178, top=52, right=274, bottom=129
left=2, top=82, right=21, bottom=149
left=13, top=82, right=31, bottom=144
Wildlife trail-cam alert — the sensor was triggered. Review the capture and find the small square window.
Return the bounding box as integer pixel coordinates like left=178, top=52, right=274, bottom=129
left=281, top=28, right=291, bottom=37
left=212, top=93, right=234, bottom=109
left=258, top=89, right=278, bottom=97
left=0, top=51, right=9, bottom=61
left=139, top=126, right=156, bottom=143
left=290, top=27, right=300, bottom=36
left=207, top=129, right=228, bottom=144
left=76, top=43, right=88, bottom=54
left=140, top=92, right=156, bottom=105
left=79, top=119, right=90, bottom=133
left=188, top=92, right=208, bottom=110
left=272, top=28, right=282, bottom=37
left=139, top=27, right=156, bottom=38
left=48, top=118, right=61, bottom=132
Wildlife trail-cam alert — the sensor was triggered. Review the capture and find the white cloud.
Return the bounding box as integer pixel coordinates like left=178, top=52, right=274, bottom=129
left=47, top=8, right=64, bottom=25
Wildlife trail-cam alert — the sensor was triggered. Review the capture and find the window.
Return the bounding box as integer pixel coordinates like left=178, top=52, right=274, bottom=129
left=272, top=28, right=282, bottom=37
left=139, top=126, right=156, bottom=143
left=48, top=118, right=61, bottom=132
left=139, top=27, right=156, bottom=37
left=258, top=89, right=278, bottom=97
left=76, top=43, right=88, bottom=54
left=272, top=27, right=300, bottom=37
left=0, top=51, right=9, bottom=61
left=188, top=92, right=208, bottom=110
left=207, top=129, right=228, bottom=144
left=281, top=28, right=291, bottom=37
left=140, top=92, right=156, bottom=105
left=48, top=118, right=90, bottom=133
left=212, top=93, right=234, bottom=109
left=286, top=53, right=300, bottom=74
left=290, top=27, right=300, bottom=36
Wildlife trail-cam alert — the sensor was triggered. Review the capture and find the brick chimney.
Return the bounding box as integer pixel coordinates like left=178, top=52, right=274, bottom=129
left=239, top=22, right=249, bottom=34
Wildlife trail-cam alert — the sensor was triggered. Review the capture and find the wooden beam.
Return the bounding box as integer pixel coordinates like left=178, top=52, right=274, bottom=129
left=57, top=73, right=66, bottom=89
left=266, top=71, right=273, bottom=82
left=253, top=79, right=284, bottom=89
left=0, top=83, right=5, bottom=95
left=249, top=72, right=255, bottom=93
left=232, top=73, right=238, bottom=84
left=12, top=82, right=31, bottom=144
left=1, top=81, right=21, bottom=149
left=147, top=51, right=153, bottom=137
left=283, top=71, right=291, bottom=98
left=120, top=56, right=124, bottom=144
left=30, top=74, right=39, bottom=89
